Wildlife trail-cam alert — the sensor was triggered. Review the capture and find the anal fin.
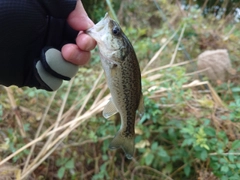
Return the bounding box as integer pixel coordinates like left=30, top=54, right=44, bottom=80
left=109, top=130, right=135, bottom=159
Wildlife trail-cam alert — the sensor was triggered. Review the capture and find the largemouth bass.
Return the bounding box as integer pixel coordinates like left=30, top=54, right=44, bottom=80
left=86, top=13, right=144, bottom=159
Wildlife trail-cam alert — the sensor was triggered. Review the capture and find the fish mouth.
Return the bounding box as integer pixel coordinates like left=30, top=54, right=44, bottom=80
left=85, top=13, right=110, bottom=40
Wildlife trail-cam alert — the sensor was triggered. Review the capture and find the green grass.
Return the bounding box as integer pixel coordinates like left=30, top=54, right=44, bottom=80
left=0, top=0, right=240, bottom=179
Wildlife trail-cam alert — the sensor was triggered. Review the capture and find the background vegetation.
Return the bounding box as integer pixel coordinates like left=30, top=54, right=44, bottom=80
left=1, top=0, right=240, bottom=179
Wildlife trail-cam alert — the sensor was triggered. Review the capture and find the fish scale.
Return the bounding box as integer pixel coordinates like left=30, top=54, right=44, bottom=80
left=86, top=13, right=144, bottom=159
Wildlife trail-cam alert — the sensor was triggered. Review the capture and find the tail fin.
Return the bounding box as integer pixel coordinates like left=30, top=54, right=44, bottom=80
left=109, top=130, right=135, bottom=159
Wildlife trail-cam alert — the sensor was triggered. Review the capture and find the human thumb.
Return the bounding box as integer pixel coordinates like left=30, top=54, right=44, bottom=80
left=67, top=0, right=94, bottom=30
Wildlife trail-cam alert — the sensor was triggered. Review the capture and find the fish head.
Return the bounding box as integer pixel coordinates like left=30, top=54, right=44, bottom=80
left=86, top=13, right=129, bottom=63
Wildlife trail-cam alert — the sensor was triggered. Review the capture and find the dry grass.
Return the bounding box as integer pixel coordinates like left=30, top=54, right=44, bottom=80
left=1, top=70, right=109, bottom=179
left=0, top=9, right=239, bottom=179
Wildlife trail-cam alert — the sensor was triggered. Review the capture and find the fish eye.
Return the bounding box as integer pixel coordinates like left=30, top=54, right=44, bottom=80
left=112, top=26, right=120, bottom=35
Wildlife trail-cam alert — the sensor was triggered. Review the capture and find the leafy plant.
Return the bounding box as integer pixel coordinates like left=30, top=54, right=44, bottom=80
left=0, top=1, right=240, bottom=179
left=56, top=158, right=75, bottom=179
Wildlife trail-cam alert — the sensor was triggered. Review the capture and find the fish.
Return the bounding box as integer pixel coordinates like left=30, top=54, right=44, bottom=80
left=86, top=13, right=144, bottom=159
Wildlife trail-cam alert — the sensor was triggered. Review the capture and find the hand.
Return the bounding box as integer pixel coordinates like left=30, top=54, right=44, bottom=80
left=35, top=1, right=97, bottom=91
left=62, top=0, right=96, bottom=65
left=0, top=0, right=96, bottom=90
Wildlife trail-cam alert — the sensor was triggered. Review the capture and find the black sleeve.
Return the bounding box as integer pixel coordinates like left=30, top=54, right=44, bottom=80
left=0, top=0, right=77, bottom=88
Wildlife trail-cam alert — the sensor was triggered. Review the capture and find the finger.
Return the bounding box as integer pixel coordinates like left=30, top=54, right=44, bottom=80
left=67, top=0, right=94, bottom=30
left=62, top=44, right=91, bottom=65
left=76, top=32, right=96, bottom=51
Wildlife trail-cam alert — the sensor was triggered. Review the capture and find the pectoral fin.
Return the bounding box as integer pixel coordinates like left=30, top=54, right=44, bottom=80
left=137, top=93, right=144, bottom=117
left=103, top=99, right=118, bottom=119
